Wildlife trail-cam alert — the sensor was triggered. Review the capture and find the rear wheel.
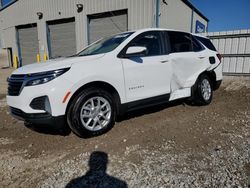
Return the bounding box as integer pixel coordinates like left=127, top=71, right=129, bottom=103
left=192, top=74, right=213, bottom=105
left=67, top=88, right=116, bottom=137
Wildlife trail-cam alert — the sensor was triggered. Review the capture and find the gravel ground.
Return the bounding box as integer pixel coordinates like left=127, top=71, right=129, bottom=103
left=0, top=73, right=249, bottom=187
left=0, top=68, right=13, bottom=98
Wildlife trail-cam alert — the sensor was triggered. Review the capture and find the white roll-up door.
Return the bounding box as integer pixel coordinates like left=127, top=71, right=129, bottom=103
left=17, top=24, right=39, bottom=66
left=47, top=18, right=76, bottom=59
left=88, top=10, right=128, bottom=44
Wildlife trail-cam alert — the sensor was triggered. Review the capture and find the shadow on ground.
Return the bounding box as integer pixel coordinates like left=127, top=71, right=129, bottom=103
left=119, top=99, right=188, bottom=121
left=24, top=122, right=71, bottom=136
left=22, top=99, right=194, bottom=137
left=66, top=151, right=127, bottom=188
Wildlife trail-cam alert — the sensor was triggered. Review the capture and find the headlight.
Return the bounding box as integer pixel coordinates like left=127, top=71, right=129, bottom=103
left=25, top=68, right=70, bottom=86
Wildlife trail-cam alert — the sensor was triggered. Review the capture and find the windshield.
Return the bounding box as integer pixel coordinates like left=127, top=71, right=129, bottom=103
left=78, top=32, right=134, bottom=56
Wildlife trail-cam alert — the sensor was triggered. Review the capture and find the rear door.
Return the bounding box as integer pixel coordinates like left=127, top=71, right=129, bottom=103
left=167, top=31, right=206, bottom=90
left=121, top=31, right=172, bottom=102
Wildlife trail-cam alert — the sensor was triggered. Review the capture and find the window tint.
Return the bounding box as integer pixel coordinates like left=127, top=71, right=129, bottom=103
left=128, top=31, right=163, bottom=56
left=162, top=31, right=171, bottom=54
left=168, top=31, right=192, bottom=53
left=195, top=36, right=217, bottom=51
left=192, top=36, right=204, bottom=52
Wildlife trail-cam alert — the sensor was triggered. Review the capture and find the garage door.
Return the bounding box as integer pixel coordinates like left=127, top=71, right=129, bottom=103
left=17, top=24, right=39, bottom=66
left=47, top=18, right=76, bottom=59
left=88, top=9, right=128, bottom=44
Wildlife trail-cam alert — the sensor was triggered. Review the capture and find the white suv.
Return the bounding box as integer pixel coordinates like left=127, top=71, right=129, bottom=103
left=7, top=28, right=222, bottom=137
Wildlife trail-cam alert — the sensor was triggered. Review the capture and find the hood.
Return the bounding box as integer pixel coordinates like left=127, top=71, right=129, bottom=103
left=13, top=54, right=105, bottom=75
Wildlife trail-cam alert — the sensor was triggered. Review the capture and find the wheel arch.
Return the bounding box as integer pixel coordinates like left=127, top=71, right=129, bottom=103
left=191, top=70, right=217, bottom=98
left=197, top=70, right=217, bottom=90
left=66, top=81, right=122, bottom=116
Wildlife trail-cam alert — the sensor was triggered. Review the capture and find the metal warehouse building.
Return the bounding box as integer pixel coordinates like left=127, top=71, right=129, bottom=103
left=0, top=0, right=208, bottom=67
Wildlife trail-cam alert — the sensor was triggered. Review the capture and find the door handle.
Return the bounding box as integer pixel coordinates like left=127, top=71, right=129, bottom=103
left=198, top=56, right=205, bottom=59
left=160, top=60, right=169, bottom=63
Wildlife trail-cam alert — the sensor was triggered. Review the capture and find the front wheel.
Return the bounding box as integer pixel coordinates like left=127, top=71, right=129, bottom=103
left=192, top=74, right=213, bottom=105
left=67, top=88, right=116, bottom=137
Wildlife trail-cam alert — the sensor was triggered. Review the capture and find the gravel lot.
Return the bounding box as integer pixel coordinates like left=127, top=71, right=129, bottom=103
left=0, top=68, right=249, bottom=187
left=0, top=68, right=13, bottom=98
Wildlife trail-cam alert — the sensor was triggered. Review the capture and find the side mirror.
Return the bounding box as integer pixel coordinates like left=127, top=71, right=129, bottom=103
left=124, top=46, right=147, bottom=58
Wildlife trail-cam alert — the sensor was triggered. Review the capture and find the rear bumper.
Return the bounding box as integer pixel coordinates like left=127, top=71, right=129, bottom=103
left=9, top=106, right=67, bottom=130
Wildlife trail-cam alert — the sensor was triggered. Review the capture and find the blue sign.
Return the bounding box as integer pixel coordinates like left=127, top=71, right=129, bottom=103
left=195, top=20, right=206, bottom=33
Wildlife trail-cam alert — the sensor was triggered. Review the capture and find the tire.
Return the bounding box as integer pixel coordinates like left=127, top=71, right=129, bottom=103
left=192, top=74, right=213, bottom=105
left=67, top=88, right=116, bottom=138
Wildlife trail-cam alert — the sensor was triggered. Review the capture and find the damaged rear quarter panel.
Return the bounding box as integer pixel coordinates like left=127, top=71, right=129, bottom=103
left=169, top=51, right=219, bottom=92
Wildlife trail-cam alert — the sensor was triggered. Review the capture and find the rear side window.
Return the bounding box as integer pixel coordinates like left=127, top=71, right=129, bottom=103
left=192, top=36, right=204, bottom=52
left=195, top=36, right=217, bottom=51
left=168, top=31, right=193, bottom=53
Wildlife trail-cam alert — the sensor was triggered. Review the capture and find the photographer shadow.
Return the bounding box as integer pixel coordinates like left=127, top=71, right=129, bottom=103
left=66, top=151, right=127, bottom=188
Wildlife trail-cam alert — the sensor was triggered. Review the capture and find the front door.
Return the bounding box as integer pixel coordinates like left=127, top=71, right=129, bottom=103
left=121, top=31, right=172, bottom=102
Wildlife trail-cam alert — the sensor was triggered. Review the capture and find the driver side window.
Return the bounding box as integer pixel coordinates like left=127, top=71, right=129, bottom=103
left=128, top=31, right=163, bottom=56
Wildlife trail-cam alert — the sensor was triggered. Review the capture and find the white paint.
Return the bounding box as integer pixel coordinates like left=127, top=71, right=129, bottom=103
left=126, top=46, right=147, bottom=55
left=7, top=28, right=222, bottom=117
left=169, top=88, right=191, bottom=101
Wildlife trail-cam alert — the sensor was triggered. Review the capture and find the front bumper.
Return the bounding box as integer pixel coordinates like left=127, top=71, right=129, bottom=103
left=9, top=106, right=67, bottom=130
left=7, top=76, right=73, bottom=116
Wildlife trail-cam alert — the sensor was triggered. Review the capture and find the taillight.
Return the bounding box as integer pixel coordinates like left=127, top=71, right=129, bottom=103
left=216, top=53, right=222, bottom=62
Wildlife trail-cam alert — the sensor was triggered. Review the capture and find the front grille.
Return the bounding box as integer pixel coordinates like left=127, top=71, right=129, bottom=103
left=7, top=74, right=25, bottom=96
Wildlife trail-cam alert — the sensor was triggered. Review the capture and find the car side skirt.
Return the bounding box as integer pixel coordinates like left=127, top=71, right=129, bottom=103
left=119, top=93, right=170, bottom=114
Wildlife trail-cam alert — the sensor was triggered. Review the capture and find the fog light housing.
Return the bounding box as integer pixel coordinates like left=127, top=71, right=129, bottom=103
left=30, top=96, right=51, bottom=114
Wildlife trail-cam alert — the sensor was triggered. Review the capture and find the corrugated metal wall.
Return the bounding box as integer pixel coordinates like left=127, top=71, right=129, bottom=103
left=88, top=10, right=128, bottom=43
left=160, top=0, right=192, bottom=32
left=47, top=18, right=76, bottom=58
left=160, top=0, right=208, bottom=33
left=17, top=25, right=39, bottom=65
left=0, top=0, right=86, bottom=62
left=0, top=49, right=10, bottom=67
left=0, top=32, right=2, bottom=48
left=192, top=11, right=208, bottom=33
left=208, top=30, right=250, bottom=74
left=0, top=0, right=208, bottom=66
left=0, top=0, right=154, bottom=61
